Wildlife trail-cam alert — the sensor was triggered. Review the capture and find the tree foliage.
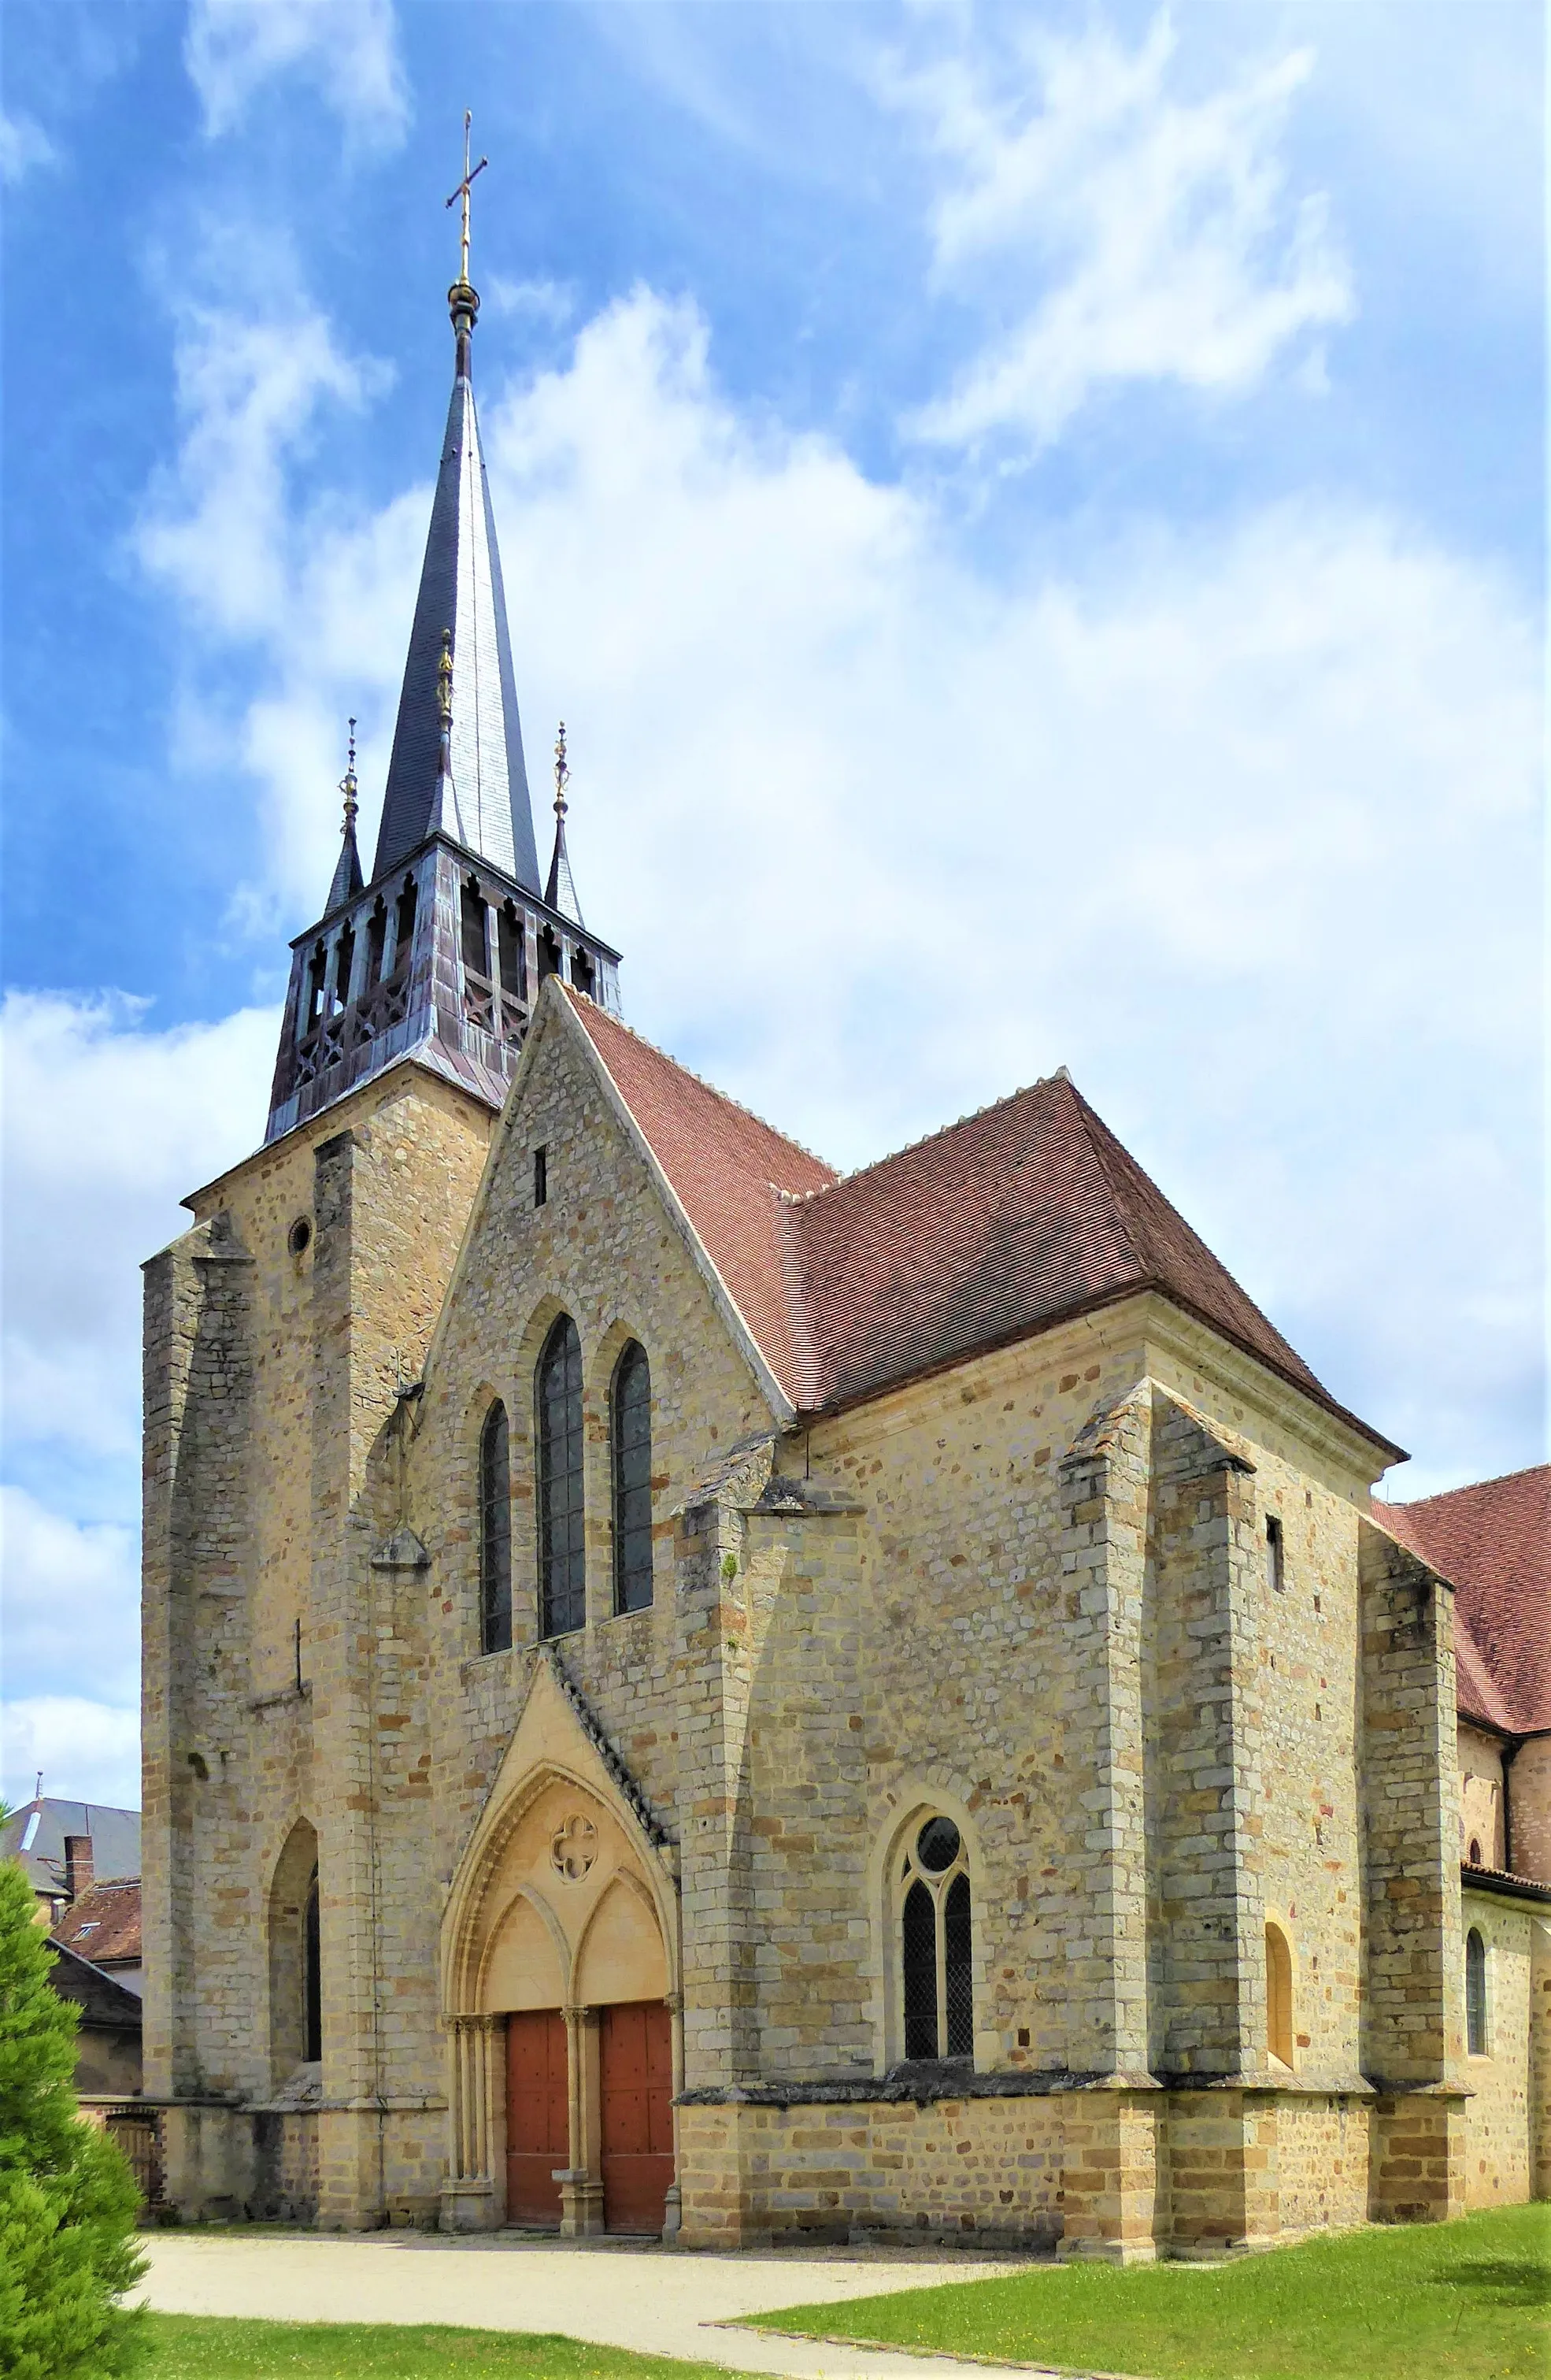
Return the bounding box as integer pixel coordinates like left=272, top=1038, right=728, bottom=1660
left=0, top=1854, right=146, bottom=2376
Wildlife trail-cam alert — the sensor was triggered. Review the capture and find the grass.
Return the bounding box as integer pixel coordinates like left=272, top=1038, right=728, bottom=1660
left=747, top=2203, right=1551, bottom=2380
left=145, top=2316, right=757, bottom=2380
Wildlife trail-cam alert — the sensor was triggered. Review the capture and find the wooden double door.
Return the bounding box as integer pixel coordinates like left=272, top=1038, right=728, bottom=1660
left=505, top=2000, right=674, bottom=2235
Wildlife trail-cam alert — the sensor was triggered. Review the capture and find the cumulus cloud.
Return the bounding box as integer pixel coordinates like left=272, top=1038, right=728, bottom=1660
left=1, top=1700, right=142, bottom=1813
left=0, top=110, right=57, bottom=185
left=129, top=280, right=1539, bottom=1496
left=892, top=9, right=1353, bottom=449
left=2, top=1488, right=139, bottom=1708
left=185, top=0, right=406, bottom=143
left=1, top=992, right=279, bottom=1461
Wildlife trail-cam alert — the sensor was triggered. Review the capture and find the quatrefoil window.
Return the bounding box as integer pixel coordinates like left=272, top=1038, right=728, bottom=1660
left=550, top=1815, right=598, bottom=1882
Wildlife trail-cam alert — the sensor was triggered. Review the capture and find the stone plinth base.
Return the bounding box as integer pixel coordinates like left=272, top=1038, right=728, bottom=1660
left=1369, top=2089, right=1468, bottom=2225
left=439, top=2178, right=500, bottom=2232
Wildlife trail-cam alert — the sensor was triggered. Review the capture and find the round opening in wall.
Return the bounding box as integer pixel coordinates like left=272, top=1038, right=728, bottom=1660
left=916, top=1816, right=961, bottom=1873
left=287, top=1217, right=313, bottom=1256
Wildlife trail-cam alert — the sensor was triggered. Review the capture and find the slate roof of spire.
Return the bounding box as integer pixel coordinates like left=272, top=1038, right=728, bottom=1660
left=561, top=988, right=1401, bottom=1455
left=371, top=309, right=541, bottom=894
left=325, top=813, right=363, bottom=912
left=546, top=810, right=583, bottom=925
left=1383, top=1466, right=1550, bottom=1734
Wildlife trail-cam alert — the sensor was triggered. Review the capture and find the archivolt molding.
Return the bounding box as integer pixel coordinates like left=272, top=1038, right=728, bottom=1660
left=440, top=1652, right=679, bottom=2019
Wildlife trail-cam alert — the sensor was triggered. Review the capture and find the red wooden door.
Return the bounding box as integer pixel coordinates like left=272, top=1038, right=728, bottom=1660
left=600, top=2000, right=674, bottom=2234
left=505, top=2010, right=568, bottom=2228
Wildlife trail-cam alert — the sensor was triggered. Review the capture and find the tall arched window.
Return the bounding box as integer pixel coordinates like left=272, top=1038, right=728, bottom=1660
left=303, top=1866, right=322, bottom=2063
left=612, top=1342, right=653, bottom=1614
left=479, top=1401, right=512, bottom=1654
left=1265, top=1922, right=1294, bottom=2067
left=897, top=1815, right=973, bottom=2062
left=538, top=1318, right=586, bottom=1637
left=1465, top=1928, right=1488, bottom=2056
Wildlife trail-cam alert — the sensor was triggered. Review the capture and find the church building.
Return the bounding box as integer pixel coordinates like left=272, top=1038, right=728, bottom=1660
left=141, top=208, right=1549, bottom=2256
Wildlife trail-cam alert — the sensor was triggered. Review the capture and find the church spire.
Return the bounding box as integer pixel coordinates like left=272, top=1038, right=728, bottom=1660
left=545, top=721, right=584, bottom=925
left=371, top=115, right=541, bottom=893
left=326, top=718, right=364, bottom=910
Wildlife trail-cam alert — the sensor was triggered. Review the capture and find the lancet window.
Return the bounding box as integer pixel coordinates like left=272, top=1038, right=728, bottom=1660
left=898, top=1816, right=973, bottom=2062
left=538, top=1318, right=586, bottom=1637
left=1265, top=1921, right=1294, bottom=2067
left=479, top=1400, right=512, bottom=1654
left=611, top=1341, right=653, bottom=1614
left=1465, top=1928, right=1488, bottom=2056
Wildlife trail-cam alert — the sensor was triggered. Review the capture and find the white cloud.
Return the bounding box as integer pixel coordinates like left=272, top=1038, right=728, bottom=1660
left=2, top=1488, right=139, bottom=1708
left=1, top=993, right=279, bottom=1461
left=892, top=9, right=1353, bottom=449
left=128, top=280, right=1540, bottom=1496
left=184, top=0, right=406, bottom=143
left=0, top=109, right=57, bottom=185
left=1, top=1700, right=141, bottom=1814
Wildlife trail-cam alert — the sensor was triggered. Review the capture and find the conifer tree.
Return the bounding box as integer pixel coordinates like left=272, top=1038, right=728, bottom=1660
left=0, top=1852, right=146, bottom=2376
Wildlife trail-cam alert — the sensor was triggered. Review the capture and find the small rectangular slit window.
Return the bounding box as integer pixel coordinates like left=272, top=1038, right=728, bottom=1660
left=1266, top=1513, right=1285, bottom=1592
left=533, top=1146, right=548, bottom=1208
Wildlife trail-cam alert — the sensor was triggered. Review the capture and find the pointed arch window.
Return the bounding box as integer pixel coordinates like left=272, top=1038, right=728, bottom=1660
left=1465, top=1927, right=1488, bottom=2056
left=1266, top=1922, right=1294, bottom=2067
left=612, top=1342, right=653, bottom=1614
left=538, top=1318, right=586, bottom=1637
left=897, top=1816, right=973, bottom=2062
left=479, top=1401, right=512, bottom=1654
left=303, top=1866, right=322, bottom=2063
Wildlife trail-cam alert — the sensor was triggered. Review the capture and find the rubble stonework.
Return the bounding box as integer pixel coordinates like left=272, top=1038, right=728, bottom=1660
left=140, top=984, right=1549, bottom=2248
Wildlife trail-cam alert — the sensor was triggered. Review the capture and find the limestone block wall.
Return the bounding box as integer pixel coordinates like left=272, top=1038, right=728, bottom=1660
left=1460, top=1889, right=1538, bottom=2208
left=1510, top=1737, right=1551, bottom=1884
left=1459, top=1726, right=1508, bottom=1870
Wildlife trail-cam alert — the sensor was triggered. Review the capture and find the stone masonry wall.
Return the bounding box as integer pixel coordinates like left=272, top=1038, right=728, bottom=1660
left=1460, top=1889, right=1534, bottom=2208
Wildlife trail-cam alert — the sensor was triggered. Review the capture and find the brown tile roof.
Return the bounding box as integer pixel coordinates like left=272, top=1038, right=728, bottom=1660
left=50, top=1876, right=142, bottom=1970
left=564, top=992, right=1399, bottom=1453
left=1383, top=1466, right=1549, bottom=1735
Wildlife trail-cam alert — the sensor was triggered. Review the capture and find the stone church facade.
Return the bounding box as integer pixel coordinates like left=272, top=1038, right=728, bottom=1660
left=141, top=246, right=1549, bottom=2256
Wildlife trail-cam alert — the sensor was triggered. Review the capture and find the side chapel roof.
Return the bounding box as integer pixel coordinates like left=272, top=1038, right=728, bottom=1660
left=562, top=988, right=1398, bottom=1451
left=1383, top=1466, right=1550, bottom=1735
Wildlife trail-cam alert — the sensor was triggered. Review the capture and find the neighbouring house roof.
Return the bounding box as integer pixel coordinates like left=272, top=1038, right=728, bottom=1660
left=50, top=1878, right=142, bottom=1973
left=44, top=1940, right=144, bottom=2030
left=564, top=989, right=1400, bottom=1453
left=0, top=1800, right=141, bottom=1904
left=1384, top=1466, right=1550, bottom=1736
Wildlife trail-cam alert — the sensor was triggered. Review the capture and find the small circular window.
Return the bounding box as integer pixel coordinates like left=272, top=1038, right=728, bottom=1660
left=287, top=1217, right=313, bottom=1257
left=916, top=1816, right=961, bottom=1873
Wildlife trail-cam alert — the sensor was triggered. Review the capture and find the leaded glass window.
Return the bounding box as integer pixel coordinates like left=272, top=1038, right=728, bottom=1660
left=479, top=1401, right=511, bottom=1654
left=612, top=1342, right=653, bottom=1614
left=538, top=1318, right=586, bottom=1637
left=1466, top=1928, right=1487, bottom=2056
left=896, top=1815, right=973, bottom=2062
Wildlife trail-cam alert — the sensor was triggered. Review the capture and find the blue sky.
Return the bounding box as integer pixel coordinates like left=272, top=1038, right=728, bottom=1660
left=2, top=0, right=1543, bottom=1807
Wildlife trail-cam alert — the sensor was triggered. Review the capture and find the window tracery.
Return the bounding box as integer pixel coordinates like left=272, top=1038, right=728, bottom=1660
left=538, top=1318, right=586, bottom=1636
left=895, top=1815, right=973, bottom=2061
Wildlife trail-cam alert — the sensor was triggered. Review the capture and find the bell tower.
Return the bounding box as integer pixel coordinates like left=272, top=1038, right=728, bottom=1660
left=265, top=122, right=621, bottom=1147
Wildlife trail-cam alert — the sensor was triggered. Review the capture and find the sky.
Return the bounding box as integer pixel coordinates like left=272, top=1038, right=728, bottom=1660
left=1, top=0, right=1543, bottom=1811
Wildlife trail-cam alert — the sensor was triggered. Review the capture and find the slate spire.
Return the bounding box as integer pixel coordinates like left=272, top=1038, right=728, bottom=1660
left=370, top=134, right=541, bottom=892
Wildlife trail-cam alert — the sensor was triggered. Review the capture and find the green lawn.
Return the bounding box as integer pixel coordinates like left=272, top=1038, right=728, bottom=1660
left=748, top=2204, right=1550, bottom=2380
left=146, top=2317, right=757, bottom=2380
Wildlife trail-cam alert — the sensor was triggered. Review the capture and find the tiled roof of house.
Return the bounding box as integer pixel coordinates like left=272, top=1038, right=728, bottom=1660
left=50, top=1877, right=142, bottom=1970
left=1383, top=1466, right=1549, bottom=1735
left=565, top=991, right=1397, bottom=1452
left=0, top=1800, right=141, bottom=1901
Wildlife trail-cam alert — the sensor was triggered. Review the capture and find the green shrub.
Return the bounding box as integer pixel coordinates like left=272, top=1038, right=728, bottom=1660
left=0, top=1854, right=146, bottom=2377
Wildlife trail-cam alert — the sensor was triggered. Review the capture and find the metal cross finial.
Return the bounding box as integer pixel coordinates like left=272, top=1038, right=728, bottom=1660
left=446, top=109, right=488, bottom=290
left=339, top=716, right=359, bottom=832
left=553, top=721, right=569, bottom=817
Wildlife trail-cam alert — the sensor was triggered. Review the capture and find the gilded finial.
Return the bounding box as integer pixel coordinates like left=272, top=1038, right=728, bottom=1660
left=339, top=716, right=358, bottom=833
left=445, top=109, right=488, bottom=333
left=437, top=631, right=453, bottom=731
left=553, top=721, right=569, bottom=818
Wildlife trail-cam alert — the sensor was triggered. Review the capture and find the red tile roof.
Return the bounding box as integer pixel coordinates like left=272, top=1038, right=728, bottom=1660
left=1383, top=1467, right=1549, bottom=1735
left=564, top=992, right=1399, bottom=1454
left=50, top=1876, right=142, bottom=1970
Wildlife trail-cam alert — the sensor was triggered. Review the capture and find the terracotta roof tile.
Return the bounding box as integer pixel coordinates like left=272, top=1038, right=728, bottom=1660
left=563, top=994, right=835, bottom=1400
left=50, top=1877, right=142, bottom=1969
left=1383, top=1467, right=1549, bottom=1734
left=562, top=992, right=1397, bottom=1454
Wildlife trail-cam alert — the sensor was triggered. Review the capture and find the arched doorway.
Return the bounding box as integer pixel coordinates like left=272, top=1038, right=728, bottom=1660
left=441, top=1675, right=679, bottom=2237
left=268, top=1817, right=321, bottom=2087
